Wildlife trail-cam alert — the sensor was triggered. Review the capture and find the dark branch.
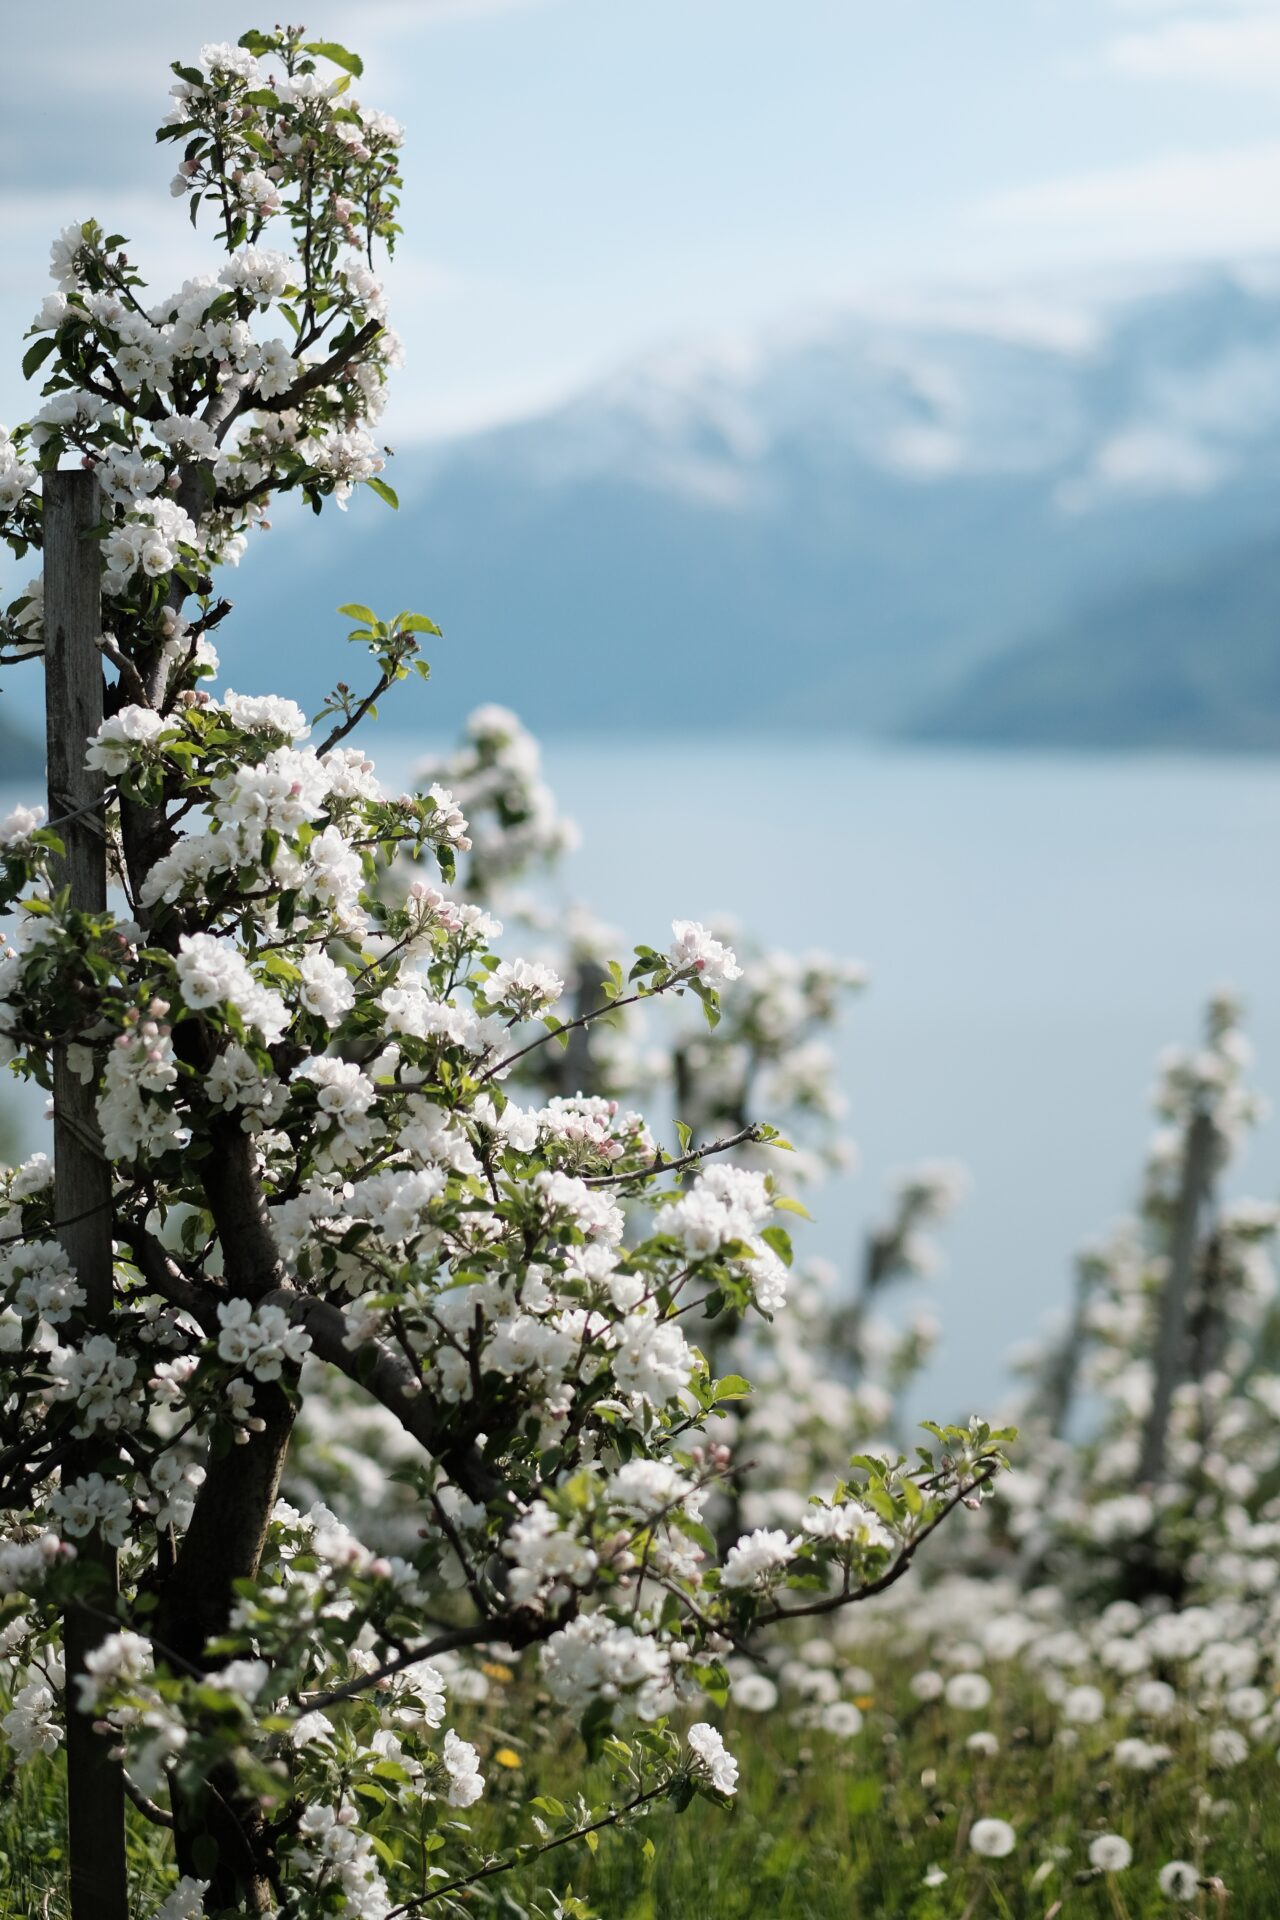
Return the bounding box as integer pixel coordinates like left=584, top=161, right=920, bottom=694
left=249, top=318, right=383, bottom=415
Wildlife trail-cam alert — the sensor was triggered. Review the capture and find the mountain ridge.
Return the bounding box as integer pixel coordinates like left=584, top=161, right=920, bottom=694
left=907, top=534, right=1280, bottom=754
left=3, top=261, right=1277, bottom=752
left=212, top=259, right=1280, bottom=747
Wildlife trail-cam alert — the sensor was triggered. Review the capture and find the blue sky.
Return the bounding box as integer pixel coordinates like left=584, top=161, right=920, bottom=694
left=2, top=0, right=1280, bottom=437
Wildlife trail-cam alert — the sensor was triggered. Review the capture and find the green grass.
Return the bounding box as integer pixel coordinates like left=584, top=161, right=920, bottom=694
left=6, top=1653, right=1278, bottom=1919
left=453, top=1677, right=1280, bottom=1919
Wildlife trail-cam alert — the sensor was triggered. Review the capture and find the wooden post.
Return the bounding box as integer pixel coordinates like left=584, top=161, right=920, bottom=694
left=44, top=470, right=129, bottom=1920
left=1042, top=1253, right=1096, bottom=1440
left=1138, top=1107, right=1215, bottom=1487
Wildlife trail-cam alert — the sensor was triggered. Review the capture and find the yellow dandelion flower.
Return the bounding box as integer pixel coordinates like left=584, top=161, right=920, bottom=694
left=493, top=1746, right=522, bottom=1769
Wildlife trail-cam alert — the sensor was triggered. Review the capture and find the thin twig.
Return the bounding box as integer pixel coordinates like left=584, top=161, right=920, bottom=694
left=755, top=1464, right=1000, bottom=1628
left=313, top=668, right=395, bottom=758
left=476, top=974, right=690, bottom=1088
left=584, top=1124, right=764, bottom=1187
left=385, top=1782, right=667, bottom=1914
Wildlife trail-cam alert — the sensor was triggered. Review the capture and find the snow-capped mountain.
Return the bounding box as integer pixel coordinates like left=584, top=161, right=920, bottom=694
left=220, top=261, right=1280, bottom=746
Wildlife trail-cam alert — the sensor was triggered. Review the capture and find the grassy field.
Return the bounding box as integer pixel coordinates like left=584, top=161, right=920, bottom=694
left=4, top=1651, right=1277, bottom=1919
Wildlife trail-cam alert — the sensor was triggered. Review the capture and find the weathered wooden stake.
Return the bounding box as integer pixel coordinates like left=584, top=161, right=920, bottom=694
left=44, top=470, right=129, bottom=1920
left=1138, top=1106, right=1216, bottom=1488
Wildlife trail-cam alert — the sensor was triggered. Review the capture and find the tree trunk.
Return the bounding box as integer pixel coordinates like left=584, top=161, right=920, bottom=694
left=152, top=1117, right=298, bottom=1909
left=157, top=1382, right=295, bottom=1912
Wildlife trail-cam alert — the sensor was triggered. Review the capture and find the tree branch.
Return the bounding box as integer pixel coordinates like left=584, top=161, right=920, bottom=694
left=121, top=1771, right=174, bottom=1829
left=243, top=318, right=383, bottom=417
left=258, top=1285, right=501, bottom=1506
left=125, top=1228, right=220, bottom=1334
left=298, top=1608, right=564, bottom=1714
left=754, top=1464, right=1000, bottom=1629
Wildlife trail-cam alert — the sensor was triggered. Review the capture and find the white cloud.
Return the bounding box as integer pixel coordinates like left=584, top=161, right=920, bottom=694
left=975, top=141, right=1280, bottom=257
left=1110, top=16, right=1280, bottom=86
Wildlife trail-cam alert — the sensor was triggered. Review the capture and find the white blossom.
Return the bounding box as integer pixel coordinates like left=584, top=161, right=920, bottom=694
left=2, top=1676, right=61, bottom=1761
left=668, top=920, right=742, bottom=990
left=441, top=1728, right=484, bottom=1807
left=687, top=1721, right=739, bottom=1795
left=721, top=1527, right=795, bottom=1591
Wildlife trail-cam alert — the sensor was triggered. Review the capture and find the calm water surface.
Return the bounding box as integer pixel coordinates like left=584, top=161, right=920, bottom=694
left=4, top=737, right=1278, bottom=1419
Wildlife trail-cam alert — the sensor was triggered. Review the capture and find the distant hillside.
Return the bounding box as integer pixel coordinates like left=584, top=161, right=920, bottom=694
left=907, top=539, right=1280, bottom=752
left=203, top=261, right=1280, bottom=749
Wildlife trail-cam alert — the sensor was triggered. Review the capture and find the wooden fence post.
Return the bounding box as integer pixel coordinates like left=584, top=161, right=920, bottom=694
left=1137, top=1106, right=1216, bottom=1488
left=44, top=470, right=129, bottom=1920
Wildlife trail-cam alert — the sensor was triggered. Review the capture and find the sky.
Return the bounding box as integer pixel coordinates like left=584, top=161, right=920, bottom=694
left=1, top=0, right=1280, bottom=440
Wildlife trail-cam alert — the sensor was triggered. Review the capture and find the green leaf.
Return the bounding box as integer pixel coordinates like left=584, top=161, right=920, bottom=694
left=305, top=39, right=364, bottom=76
left=337, top=603, right=378, bottom=626
left=397, top=612, right=442, bottom=635
left=773, top=1194, right=812, bottom=1220
left=366, top=476, right=399, bottom=509
left=760, top=1224, right=793, bottom=1266
left=21, top=336, right=56, bottom=381
left=712, top=1374, right=752, bottom=1402
left=370, top=1759, right=413, bottom=1784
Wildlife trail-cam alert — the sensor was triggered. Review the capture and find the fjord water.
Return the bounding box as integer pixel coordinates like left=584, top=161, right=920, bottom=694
left=3, top=739, right=1277, bottom=1418
left=529, top=737, right=1280, bottom=1421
